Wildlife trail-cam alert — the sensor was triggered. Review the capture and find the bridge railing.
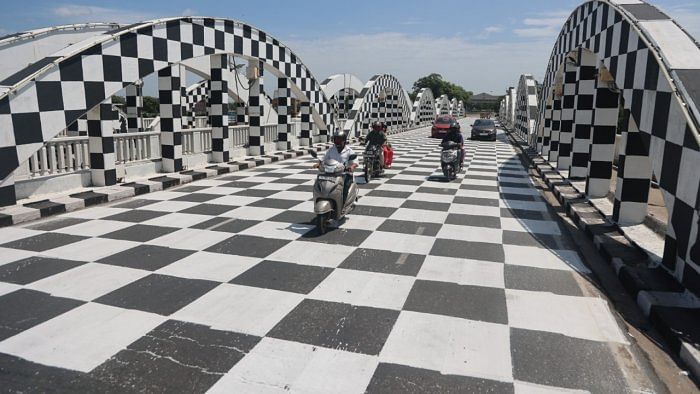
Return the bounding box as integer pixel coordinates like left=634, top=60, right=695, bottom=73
left=182, top=128, right=212, bottom=155
left=114, top=131, right=161, bottom=164
left=14, top=136, right=91, bottom=180
left=231, top=125, right=249, bottom=148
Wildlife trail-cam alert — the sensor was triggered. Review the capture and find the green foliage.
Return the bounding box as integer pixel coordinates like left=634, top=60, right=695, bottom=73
left=112, top=95, right=126, bottom=106
left=411, top=73, right=473, bottom=103
left=143, top=96, right=160, bottom=117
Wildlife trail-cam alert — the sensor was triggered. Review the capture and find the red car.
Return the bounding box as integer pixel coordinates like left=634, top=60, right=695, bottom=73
left=431, top=115, right=456, bottom=138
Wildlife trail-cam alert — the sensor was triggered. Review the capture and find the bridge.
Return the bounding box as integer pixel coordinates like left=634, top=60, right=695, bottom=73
left=0, top=1, right=698, bottom=392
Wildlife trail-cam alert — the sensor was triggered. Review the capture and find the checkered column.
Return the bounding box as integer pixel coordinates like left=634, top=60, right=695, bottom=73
left=0, top=176, right=16, bottom=207
left=236, top=102, right=246, bottom=125
left=378, top=98, right=386, bottom=126
left=248, top=60, right=264, bottom=156
left=299, top=101, right=312, bottom=146
left=538, top=102, right=552, bottom=156
left=548, top=97, right=562, bottom=163
left=125, top=80, right=143, bottom=133
left=210, top=54, right=229, bottom=163
left=276, top=77, right=292, bottom=150
left=556, top=60, right=577, bottom=170
left=569, top=50, right=597, bottom=179
left=612, top=115, right=651, bottom=225
left=181, top=66, right=191, bottom=130
left=585, top=78, right=620, bottom=198
left=158, top=65, right=183, bottom=173
left=87, top=101, right=117, bottom=186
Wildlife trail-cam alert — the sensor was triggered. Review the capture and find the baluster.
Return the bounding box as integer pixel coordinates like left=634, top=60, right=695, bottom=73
left=30, top=152, right=39, bottom=176
left=47, top=145, right=56, bottom=175
left=74, top=142, right=83, bottom=170
left=82, top=141, right=89, bottom=168
left=132, top=137, right=139, bottom=161
left=66, top=142, right=74, bottom=171
left=58, top=143, right=67, bottom=173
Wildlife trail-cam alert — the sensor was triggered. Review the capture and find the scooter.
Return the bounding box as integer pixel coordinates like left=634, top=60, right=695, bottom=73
left=441, top=140, right=463, bottom=181
left=309, top=150, right=359, bottom=234
left=363, top=144, right=383, bottom=182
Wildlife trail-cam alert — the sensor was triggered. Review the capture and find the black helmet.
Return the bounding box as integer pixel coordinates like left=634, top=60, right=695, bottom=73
left=450, top=121, right=461, bottom=132
left=371, top=121, right=382, bottom=131
left=333, top=130, right=348, bottom=151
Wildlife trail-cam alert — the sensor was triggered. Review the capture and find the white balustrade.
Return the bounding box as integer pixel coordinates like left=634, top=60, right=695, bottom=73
left=182, top=128, right=213, bottom=155
left=230, top=125, right=250, bottom=148
left=113, top=131, right=161, bottom=164
left=263, top=124, right=278, bottom=143
left=21, top=136, right=90, bottom=179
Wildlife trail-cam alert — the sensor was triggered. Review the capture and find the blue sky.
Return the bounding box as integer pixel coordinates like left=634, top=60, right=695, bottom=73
left=2, top=1, right=699, bottom=94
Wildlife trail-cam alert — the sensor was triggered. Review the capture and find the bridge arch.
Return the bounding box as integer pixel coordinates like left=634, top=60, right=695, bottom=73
left=514, top=74, right=539, bottom=143
left=435, top=94, right=450, bottom=116
left=320, top=74, right=364, bottom=123
left=531, top=0, right=700, bottom=294
left=410, top=88, right=436, bottom=126
left=0, top=17, right=336, bottom=198
left=342, top=74, right=412, bottom=137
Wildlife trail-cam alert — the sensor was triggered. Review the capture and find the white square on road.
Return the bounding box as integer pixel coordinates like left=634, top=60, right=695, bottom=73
left=308, top=268, right=415, bottom=310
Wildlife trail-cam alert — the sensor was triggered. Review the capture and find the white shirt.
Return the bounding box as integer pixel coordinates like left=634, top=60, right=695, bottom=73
left=323, top=145, right=356, bottom=165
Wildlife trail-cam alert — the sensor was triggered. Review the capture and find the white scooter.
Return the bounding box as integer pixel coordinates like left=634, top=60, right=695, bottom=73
left=309, top=150, right=359, bottom=234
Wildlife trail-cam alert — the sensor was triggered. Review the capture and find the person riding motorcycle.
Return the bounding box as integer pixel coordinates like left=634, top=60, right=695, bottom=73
left=366, top=122, right=387, bottom=171
left=441, top=120, right=464, bottom=166
left=314, top=131, right=358, bottom=202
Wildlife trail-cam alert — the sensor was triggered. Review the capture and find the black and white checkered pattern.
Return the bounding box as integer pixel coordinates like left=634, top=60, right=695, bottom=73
left=585, top=68, right=619, bottom=198
left=210, top=54, right=229, bottom=163
left=158, top=66, right=183, bottom=173
left=0, top=17, right=337, bottom=205
left=522, top=0, right=700, bottom=295
left=184, top=80, right=209, bottom=128
left=569, top=49, right=597, bottom=179
left=514, top=74, right=538, bottom=144
left=125, top=81, right=143, bottom=133
left=435, top=94, right=450, bottom=116
left=505, top=87, right=516, bottom=130
left=248, top=59, right=264, bottom=155
left=0, top=120, right=638, bottom=392
left=410, top=88, right=436, bottom=126
left=613, top=114, right=651, bottom=225
left=87, top=101, right=117, bottom=186
left=343, top=74, right=411, bottom=137
left=276, top=77, right=292, bottom=150
left=557, top=60, right=577, bottom=171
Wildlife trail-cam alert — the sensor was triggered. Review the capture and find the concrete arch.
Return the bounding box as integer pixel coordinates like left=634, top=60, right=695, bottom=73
left=410, top=88, right=436, bottom=126
left=320, top=74, right=364, bottom=122
left=533, top=0, right=700, bottom=294
left=514, top=74, right=539, bottom=143
left=343, top=74, right=412, bottom=137
left=0, top=17, right=336, bottom=190
left=435, top=94, right=450, bottom=116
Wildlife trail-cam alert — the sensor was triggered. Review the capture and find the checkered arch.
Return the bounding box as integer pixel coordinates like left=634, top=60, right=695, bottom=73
left=435, top=95, right=450, bottom=116
left=0, top=17, right=336, bottom=197
left=184, top=80, right=210, bottom=127
left=343, top=74, right=412, bottom=137
left=514, top=74, right=539, bottom=144
left=320, top=74, right=364, bottom=122
left=531, top=0, right=700, bottom=294
left=410, top=88, right=436, bottom=126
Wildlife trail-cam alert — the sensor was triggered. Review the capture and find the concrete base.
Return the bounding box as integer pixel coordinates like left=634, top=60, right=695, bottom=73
left=15, top=170, right=91, bottom=200
left=119, top=160, right=163, bottom=183
left=182, top=153, right=210, bottom=170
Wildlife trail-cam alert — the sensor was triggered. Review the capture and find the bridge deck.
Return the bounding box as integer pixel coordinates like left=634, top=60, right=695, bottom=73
left=0, top=119, right=644, bottom=392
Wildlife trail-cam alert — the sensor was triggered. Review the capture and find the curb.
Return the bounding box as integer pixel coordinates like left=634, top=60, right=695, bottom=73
left=0, top=124, right=430, bottom=228
left=503, top=128, right=700, bottom=380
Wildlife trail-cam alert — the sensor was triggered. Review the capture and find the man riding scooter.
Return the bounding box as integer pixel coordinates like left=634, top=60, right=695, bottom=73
left=441, top=120, right=464, bottom=169
left=365, top=122, right=387, bottom=175
left=313, top=130, right=358, bottom=205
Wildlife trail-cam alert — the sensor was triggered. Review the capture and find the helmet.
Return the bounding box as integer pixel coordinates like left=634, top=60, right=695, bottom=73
left=333, top=130, right=348, bottom=151
left=449, top=121, right=461, bottom=133
left=371, top=121, right=382, bottom=131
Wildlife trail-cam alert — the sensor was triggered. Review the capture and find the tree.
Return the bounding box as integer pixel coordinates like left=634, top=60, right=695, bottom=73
left=411, top=73, right=473, bottom=103
left=143, top=96, right=160, bottom=117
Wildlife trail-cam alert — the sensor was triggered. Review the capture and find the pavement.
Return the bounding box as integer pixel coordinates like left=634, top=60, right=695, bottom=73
left=0, top=118, right=666, bottom=392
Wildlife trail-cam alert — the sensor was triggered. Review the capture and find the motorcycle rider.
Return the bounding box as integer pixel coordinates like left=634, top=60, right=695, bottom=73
left=441, top=120, right=464, bottom=167
left=366, top=121, right=387, bottom=171
left=314, top=130, right=358, bottom=202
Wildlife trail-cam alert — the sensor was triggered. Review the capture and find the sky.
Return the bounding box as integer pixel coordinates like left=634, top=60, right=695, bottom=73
left=2, top=0, right=699, bottom=95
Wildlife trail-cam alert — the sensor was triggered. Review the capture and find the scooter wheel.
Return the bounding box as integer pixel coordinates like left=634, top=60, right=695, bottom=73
left=364, top=167, right=371, bottom=182
left=316, top=212, right=330, bottom=235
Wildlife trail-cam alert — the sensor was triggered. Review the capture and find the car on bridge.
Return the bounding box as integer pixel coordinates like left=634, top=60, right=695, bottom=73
left=470, top=119, right=497, bottom=141
left=431, top=115, right=456, bottom=138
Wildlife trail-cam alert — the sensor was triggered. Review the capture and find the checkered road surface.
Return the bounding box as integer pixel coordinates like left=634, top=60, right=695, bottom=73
left=0, top=119, right=635, bottom=392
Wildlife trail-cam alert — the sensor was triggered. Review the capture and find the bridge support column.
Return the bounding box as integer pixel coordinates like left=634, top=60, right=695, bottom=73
left=248, top=59, right=265, bottom=156
left=158, top=65, right=183, bottom=173
left=276, top=78, right=292, bottom=150
left=126, top=80, right=143, bottom=133
left=538, top=102, right=552, bottom=155
left=547, top=97, right=562, bottom=163
left=585, top=76, right=619, bottom=198
left=299, top=102, right=311, bottom=146
left=87, top=101, right=117, bottom=186
left=612, top=115, right=651, bottom=225
left=210, top=54, right=229, bottom=163
left=236, top=101, right=246, bottom=125
left=557, top=60, right=577, bottom=170
left=0, top=176, right=17, bottom=207
left=569, top=50, right=597, bottom=179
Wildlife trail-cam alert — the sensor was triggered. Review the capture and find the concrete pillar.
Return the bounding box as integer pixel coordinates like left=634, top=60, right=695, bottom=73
left=276, top=77, right=292, bottom=150
left=87, top=101, right=117, bottom=186
left=548, top=97, right=562, bottom=163
left=612, top=115, right=651, bottom=225
left=126, top=80, right=143, bottom=133
left=247, top=59, right=264, bottom=156
left=0, top=176, right=17, bottom=207
left=299, top=101, right=311, bottom=146
left=557, top=60, right=577, bottom=170
left=569, top=50, right=597, bottom=179
left=236, top=101, right=246, bottom=125
left=158, top=65, right=183, bottom=173
left=585, top=74, right=619, bottom=198
left=210, top=54, right=229, bottom=163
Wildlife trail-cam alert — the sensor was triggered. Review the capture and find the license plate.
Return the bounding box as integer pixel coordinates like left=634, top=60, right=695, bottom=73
left=318, top=175, right=336, bottom=181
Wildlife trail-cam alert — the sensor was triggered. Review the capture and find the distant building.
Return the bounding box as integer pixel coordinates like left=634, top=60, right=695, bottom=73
left=469, top=93, right=502, bottom=106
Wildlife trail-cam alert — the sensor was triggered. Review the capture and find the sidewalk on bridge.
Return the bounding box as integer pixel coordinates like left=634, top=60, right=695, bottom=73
left=503, top=127, right=700, bottom=382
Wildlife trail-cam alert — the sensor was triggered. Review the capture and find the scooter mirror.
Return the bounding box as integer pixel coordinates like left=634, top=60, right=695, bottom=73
left=309, top=150, right=318, bottom=158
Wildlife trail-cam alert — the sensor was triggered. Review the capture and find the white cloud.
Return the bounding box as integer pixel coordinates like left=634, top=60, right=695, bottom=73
left=51, top=4, right=155, bottom=23
left=514, top=11, right=569, bottom=38
left=285, top=32, right=552, bottom=95
left=477, top=26, right=504, bottom=39
left=181, top=8, right=197, bottom=17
